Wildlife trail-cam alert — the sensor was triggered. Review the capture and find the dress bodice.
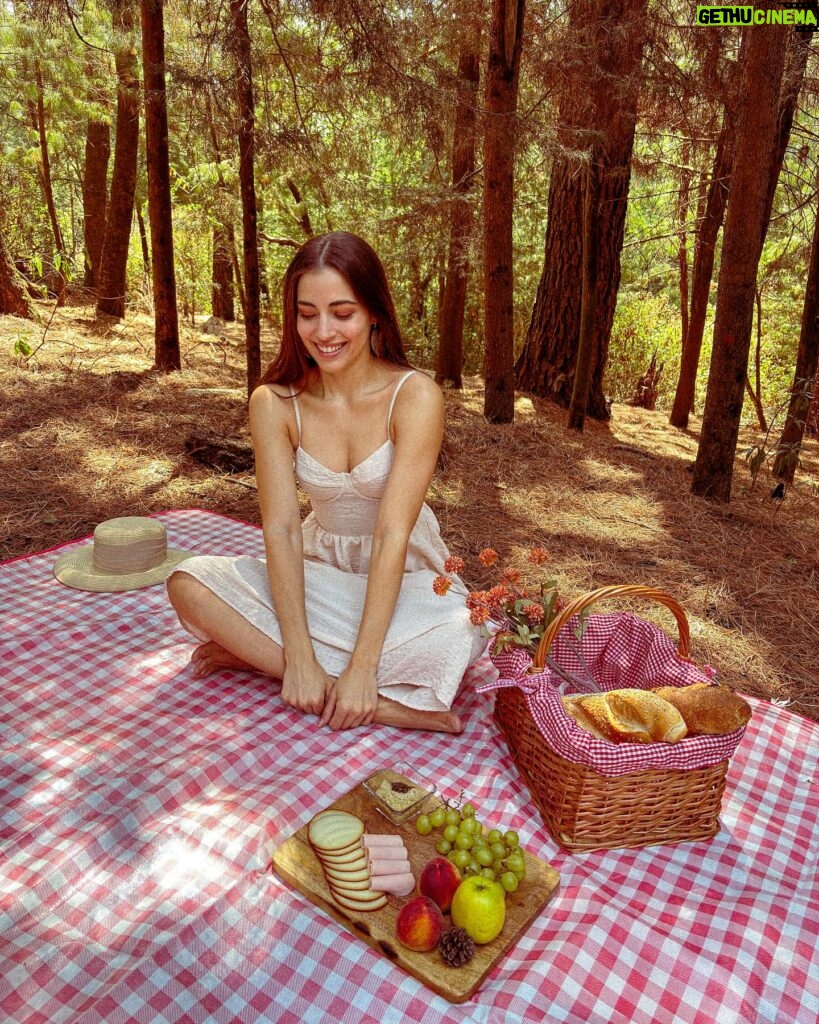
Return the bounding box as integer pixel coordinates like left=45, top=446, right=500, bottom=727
left=295, top=440, right=391, bottom=537
left=290, top=372, right=452, bottom=576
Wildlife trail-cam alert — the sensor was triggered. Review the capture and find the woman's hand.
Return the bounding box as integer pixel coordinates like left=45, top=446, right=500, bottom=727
left=319, top=664, right=379, bottom=730
left=280, top=659, right=334, bottom=717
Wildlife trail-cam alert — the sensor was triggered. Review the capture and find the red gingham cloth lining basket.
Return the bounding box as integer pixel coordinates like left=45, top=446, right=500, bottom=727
left=478, top=599, right=748, bottom=778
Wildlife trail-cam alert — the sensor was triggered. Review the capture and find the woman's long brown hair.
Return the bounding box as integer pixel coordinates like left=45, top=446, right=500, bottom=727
left=258, top=232, right=410, bottom=389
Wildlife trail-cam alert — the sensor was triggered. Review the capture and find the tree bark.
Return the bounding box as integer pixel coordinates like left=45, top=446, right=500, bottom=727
left=437, top=25, right=481, bottom=388
left=82, top=119, right=111, bottom=289
left=96, top=3, right=140, bottom=319
left=140, top=0, right=180, bottom=370
left=670, top=32, right=807, bottom=431
left=772, top=184, right=819, bottom=481
left=669, top=117, right=735, bottom=428
left=230, top=0, right=262, bottom=396
left=515, top=0, right=647, bottom=421
left=568, top=157, right=602, bottom=431
left=204, top=91, right=236, bottom=322
left=482, top=0, right=525, bottom=424
left=32, top=65, right=67, bottom=306
left=691, top=20, right=789, bottom=503
left=212, top=225, right=235, bottom=321
left=676, top=149, right=692, bottom=356
left=0, top=224, right=35, bottom=318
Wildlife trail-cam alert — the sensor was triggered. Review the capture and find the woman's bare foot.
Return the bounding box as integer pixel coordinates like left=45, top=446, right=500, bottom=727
left=190, top=641, right=258, bottom=679
left=373, top=697, right=463, bottom=734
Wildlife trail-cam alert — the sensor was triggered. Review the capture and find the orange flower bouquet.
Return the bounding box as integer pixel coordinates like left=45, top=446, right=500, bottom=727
left=433, top=546, right=561, bottom=657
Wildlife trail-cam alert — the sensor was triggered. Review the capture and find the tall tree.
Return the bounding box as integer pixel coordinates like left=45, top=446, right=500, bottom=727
left=669, top=112, right=737, bottom=428
left=671, top=30, right=810, bottom=430
left=82, top=118, right=111, bottom=289
left=229, top=0, right=261, bottom=396
left=212, top=226, right=235, bottom=321
left=691, top=19, right=789, bottom=502
left=30, top=64, right=67, bottom=306
left=436, top=20, right=481, bottom=389
left=140, top=0, right=180, bottom=370
left=772, top=182, right=819, bottom=483
left=567, top=155, right=601, bottom=431
left=515, top=0, right=647, bottom=420
left=97, top=1, right=140, bottom=319
left=482, top=0, right=525, bottom=423
left=0, top=223, right=35, bottom=318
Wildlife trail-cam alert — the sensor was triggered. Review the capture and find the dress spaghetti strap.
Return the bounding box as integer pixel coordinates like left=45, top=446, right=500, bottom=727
left=288, top=386, right=302, bottom=447
left=386, top=370, right=416, bottom=433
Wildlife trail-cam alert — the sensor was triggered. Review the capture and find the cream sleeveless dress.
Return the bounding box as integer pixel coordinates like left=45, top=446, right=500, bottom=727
left=173, top=370, right=485, bottom=712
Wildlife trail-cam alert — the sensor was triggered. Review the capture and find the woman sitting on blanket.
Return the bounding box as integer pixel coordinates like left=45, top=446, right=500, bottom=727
left=168, top=231, right=484, bottom=733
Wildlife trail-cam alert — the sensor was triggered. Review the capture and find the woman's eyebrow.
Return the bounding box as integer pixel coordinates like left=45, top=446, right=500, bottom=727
left=297, top=298, right=358, bottom=307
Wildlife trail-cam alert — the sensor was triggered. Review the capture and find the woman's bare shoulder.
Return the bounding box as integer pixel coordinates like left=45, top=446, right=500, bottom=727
left=397, top=368, right=444, bottom=410
left=249, top=383, right=298, bottom=444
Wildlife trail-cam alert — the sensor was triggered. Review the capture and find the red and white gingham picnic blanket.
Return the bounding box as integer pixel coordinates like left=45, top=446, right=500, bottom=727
left=1, top=510, right=818, bottom=1024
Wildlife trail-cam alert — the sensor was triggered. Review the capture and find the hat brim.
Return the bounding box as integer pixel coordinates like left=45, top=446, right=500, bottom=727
left=53, top=547, right=195, bottom=593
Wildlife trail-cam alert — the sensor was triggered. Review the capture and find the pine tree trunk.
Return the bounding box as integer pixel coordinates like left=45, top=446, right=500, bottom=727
left=669, top=119, right=735, bottom=428
left=141, top=0, right=180, bottom=370
left=773, top=184, right=819, bottom=481
left=82, top=119, right=111, bottom=289
left=437, top=27, right=480, bottom=388
left=230, top=0, right=262, bottom=396
left=212, top=225, right=235, bottom=321
left=482, top=0, right=525, bottom=424
left=568, top=157, right=602, bottom=431
left=33, top=65, right=67, bottom=306
left=136, top=202, right=151, bottom=276
left=96, top=4, right=140, bottom=319
left=691, top=21, right=789, bottom=503
left=0, top=225, right=35, bottom=319
left=515, top=0, right=647, bottom=420
left=676, top=151, right=692, bottom=360
left=204, top=92, right=235, bottom=322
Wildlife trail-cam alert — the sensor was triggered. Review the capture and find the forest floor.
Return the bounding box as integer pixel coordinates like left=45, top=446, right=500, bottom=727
left=3, top=290, right=818, bottom=723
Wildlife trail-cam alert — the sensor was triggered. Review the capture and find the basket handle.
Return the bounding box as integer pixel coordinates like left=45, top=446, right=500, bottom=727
left=532, top=584, right=691, bottom=670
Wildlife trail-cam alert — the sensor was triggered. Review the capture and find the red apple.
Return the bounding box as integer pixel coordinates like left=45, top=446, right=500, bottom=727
left=395, top=895, right=444, bottom=952
left=417, top=856, right=462, bottom=912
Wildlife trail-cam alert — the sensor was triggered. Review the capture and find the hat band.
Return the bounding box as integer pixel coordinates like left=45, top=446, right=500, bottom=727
left=92, top=536, right=168, bottom=576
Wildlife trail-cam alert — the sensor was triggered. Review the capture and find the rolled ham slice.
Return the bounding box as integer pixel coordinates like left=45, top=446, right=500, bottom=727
left=367, top=855, right=411, bottom=875
left=361, top=833, right=405, bottom=848
left=368, top=870, right=415, bottom=897
left=365, top=844, right=408, bottom=861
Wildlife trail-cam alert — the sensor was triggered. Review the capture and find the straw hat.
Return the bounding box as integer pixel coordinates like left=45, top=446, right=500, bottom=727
left=53, top=517, right=194, bottom=593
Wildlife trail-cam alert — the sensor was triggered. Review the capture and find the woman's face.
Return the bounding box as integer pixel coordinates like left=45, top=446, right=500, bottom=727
left=296, top=268, right=373, bottom=372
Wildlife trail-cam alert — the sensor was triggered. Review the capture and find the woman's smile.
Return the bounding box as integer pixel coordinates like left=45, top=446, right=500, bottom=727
left=297, top=267, right=372, bottom=369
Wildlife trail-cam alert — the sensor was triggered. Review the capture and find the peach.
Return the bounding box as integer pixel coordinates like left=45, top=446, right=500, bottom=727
left=417, top=856, right=462, bottom=912
left=395, top=895, right=444, bottom=952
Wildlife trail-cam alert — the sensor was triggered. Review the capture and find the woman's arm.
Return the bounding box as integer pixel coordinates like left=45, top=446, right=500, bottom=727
left=320, top=374, right=445, bottom=730
left=249, top=385, right=333, bottom=716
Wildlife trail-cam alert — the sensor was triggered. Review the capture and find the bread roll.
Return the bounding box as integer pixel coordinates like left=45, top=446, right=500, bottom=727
left=562, top=688, right=688, bottom=744
left=652, top=683, right=751, bottom=735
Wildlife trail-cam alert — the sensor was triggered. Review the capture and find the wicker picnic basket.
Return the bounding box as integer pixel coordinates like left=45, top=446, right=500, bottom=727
left=490, top=585, right=743, bottom=854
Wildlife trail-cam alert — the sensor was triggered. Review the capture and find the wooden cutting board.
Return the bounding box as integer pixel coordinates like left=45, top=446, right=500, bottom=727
left=272, top=774, right=560, bottom=1003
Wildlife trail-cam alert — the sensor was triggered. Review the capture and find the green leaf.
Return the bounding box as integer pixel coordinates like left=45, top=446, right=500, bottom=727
left=14, top=337, right=33, bottom=357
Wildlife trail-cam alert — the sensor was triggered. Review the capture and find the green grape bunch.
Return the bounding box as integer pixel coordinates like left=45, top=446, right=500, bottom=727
left=415, top=800, right=525, bottom=894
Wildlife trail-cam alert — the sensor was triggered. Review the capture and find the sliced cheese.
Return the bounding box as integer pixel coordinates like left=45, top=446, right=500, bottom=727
left=308, top=810, right=365, bottom=852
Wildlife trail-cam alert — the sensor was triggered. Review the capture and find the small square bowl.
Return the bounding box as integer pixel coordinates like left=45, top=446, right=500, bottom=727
left=363, top=766, right=438, bottom=826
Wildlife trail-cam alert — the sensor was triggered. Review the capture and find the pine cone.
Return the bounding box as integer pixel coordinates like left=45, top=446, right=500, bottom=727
left=439, top=927, right=476, bottom=967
